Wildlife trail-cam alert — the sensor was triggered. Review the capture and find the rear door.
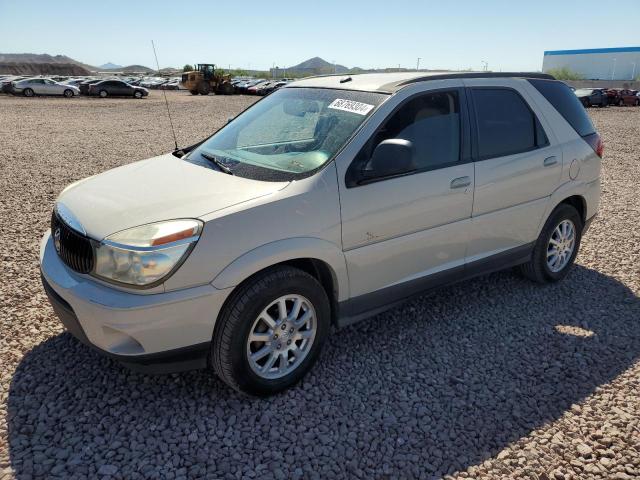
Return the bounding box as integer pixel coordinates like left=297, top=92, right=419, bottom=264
left=464, top=78, right=562, bottom=263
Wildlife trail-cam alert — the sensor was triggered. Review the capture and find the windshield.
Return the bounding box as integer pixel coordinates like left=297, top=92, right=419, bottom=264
left=187, top=87, right=388, bottom=181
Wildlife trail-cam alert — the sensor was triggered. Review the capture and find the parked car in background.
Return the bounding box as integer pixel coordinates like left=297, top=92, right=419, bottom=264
left=1, top=76, right=26, bottom=93
left=603, top=89, right=620, bottom=106
left=12, top=78, right=80, bottom=97
left=257, top=80, right=288, bottom=96
left=574, top=88, right=607, bottom=107
left=79, top=79, right=104, bottom=95
left=88, top=79, right=148, bottom=98
left=236, top=79, right=265, bottom=94
left=63, top=79, right=88, bottom=88
left=159, top=78, right=182, bottom=90
left=615, top=89, right=639, bottom=106
left=41, top=72, right=601, bottom=395
left=248, top=80, right=273, bottom=94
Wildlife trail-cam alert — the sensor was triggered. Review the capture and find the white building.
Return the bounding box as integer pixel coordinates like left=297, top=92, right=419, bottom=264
left=542, top=47, right=640, bottom=80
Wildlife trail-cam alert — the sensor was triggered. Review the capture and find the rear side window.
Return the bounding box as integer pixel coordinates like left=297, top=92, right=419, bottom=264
left=471, top=88, right=545, bottom=159
left=528, top=79, right=596, bottom=137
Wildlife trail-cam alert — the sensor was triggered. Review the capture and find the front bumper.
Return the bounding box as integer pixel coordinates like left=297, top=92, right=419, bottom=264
left=39, top=230, right=233, bottom=373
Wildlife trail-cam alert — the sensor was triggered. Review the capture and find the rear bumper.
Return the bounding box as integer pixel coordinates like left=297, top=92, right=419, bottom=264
left=39, top=230, right=233, bottom=373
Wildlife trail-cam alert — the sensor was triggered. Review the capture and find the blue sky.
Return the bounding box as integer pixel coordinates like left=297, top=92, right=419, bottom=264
left=1, top=0, right=638, bottom=71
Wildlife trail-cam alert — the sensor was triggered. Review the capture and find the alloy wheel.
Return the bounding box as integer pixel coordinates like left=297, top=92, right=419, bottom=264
left=246, top=294, right=317, bottom=380
left=547, top=219, right=576, bottom=273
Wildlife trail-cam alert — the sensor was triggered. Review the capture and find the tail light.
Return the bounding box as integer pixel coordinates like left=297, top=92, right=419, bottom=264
left=583, top=132, right=604, bottom=158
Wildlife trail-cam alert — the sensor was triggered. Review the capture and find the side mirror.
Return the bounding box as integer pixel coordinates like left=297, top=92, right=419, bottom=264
left=363, top=139, right=416, bottom=180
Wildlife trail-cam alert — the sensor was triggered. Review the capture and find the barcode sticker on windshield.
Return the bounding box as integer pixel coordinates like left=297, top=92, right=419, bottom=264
left=328, top=99, right=375, bottom=115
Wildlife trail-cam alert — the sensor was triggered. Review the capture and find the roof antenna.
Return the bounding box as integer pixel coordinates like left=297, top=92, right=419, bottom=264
left=151, top=40, right=179, bottom=151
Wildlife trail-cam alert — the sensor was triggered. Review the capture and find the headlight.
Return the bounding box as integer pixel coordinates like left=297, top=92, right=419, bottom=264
left=93, top=219, right=202, bottom=287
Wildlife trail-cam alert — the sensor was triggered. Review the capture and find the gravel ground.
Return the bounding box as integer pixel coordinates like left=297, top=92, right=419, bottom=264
left=0, top=92, right=639, bottom=480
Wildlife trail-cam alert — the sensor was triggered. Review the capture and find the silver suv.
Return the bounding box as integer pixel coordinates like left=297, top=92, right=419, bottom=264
left=40, top=72, right=602, bottom=395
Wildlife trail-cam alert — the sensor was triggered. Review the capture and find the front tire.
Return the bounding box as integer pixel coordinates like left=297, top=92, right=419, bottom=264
left=519, top=204, right=583, bottom=283
left=134, top=90, right=143, bottom=99
left=581, top=98, right=590, bottom=108
left=211, top=266, right=330, bottom=396
left=99, top=90, right=108, bottom=98
left=63, top=89, right=73, bottom=98
left=23, top=88, right=34, bottom=97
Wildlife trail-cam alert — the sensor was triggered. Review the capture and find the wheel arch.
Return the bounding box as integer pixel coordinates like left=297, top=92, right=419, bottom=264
left=559, top=195, right=587, bottom=224
left=211, top=238, right=349, bottom=325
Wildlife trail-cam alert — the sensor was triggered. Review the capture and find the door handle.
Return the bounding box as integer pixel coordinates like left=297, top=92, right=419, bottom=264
left=450, top=176, right=471, bottom=189
left=543, top=156, right=558, bottom=167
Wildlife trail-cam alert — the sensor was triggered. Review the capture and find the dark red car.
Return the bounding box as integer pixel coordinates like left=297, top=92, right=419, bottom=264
left=615, top=89, right=639, bottom=106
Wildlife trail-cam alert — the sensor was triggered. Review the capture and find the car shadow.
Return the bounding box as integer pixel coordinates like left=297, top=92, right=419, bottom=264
left=7, top=265, right=640, bottom=479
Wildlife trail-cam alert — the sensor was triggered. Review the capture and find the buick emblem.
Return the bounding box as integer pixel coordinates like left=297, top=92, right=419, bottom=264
left=53, top=228, right=61, bottom=253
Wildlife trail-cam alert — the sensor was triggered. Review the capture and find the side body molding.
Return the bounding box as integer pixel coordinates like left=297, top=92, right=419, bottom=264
left=211, top=237, right=350, bottom=301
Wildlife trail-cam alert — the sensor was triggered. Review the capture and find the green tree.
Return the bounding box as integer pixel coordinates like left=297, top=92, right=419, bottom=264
left=182, top=64, right=193, bottom=72
left=546, top=67, right=584, bottom=80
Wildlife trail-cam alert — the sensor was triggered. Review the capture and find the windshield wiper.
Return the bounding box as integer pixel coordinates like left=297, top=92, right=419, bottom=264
left=200, top=151, right=234, bottom=175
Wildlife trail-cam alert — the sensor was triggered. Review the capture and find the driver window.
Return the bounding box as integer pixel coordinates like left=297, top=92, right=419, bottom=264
left=370, top=91, right=461, bottom=171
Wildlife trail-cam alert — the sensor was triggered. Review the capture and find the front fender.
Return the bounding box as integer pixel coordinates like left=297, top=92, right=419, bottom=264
left=211, top=237, right=349, bottom=301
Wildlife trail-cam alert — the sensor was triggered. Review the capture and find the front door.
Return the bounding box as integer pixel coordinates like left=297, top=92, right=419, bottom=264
left=338, top=87, right=474, bottom=306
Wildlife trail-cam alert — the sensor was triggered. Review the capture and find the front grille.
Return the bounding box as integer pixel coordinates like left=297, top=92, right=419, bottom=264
left=51, top=211, right=94, bottom=274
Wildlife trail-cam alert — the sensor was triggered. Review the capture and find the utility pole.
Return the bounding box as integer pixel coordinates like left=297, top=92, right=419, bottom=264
left=416, top=57, right=421, bottom=71
left=481, top=60, right=488, bottom=72
left=631, top=62, right=636, bottom=80
left=611, top=58, right=617, bottom=80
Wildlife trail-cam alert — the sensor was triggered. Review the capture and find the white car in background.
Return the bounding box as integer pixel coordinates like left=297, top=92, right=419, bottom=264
left=12, top=78, right=80, bottom=97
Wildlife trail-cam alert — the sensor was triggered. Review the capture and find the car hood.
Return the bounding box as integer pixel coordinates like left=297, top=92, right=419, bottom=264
left=56, top=153, right=290, bottom=240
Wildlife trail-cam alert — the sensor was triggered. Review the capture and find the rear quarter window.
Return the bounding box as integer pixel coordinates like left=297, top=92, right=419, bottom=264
left=528, top=79, right=596, bottom=137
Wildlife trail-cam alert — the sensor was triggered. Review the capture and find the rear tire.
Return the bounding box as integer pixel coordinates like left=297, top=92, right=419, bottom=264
left=24, top=88, right=34, bottom=97
left=99, top=90, right=108, bottom=98
left=189, top=90, right=199, bottom=95
left=211, top=266, right=330, bottom=396
left=519, top=204, right=583, bottom=284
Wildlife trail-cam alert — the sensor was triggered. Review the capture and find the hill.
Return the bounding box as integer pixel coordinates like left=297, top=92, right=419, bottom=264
left=120, top=65, right=155, bottom=73
left=0, top=53, right=96, bottom=72
left=288, top=56, right=349, bottom=74
left=0, top=62, right=90, bottom=76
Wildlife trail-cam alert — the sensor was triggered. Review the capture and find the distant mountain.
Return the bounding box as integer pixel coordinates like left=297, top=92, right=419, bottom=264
left=0, top=53, right=96, bottom=72
left=0, top=62, right=90, bottom=76
left=287, top=57, right=349, bottom=74
left=120, top=64, right=155, bottom=73
left=99, top=62, right=123, bottom=70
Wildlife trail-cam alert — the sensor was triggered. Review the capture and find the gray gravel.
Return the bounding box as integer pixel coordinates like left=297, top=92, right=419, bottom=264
left=1, top=93, right=639, bottom=480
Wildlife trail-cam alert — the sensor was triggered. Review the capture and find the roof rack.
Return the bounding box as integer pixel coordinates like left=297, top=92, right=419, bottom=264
left=397, top=71, right=555, bottom=87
